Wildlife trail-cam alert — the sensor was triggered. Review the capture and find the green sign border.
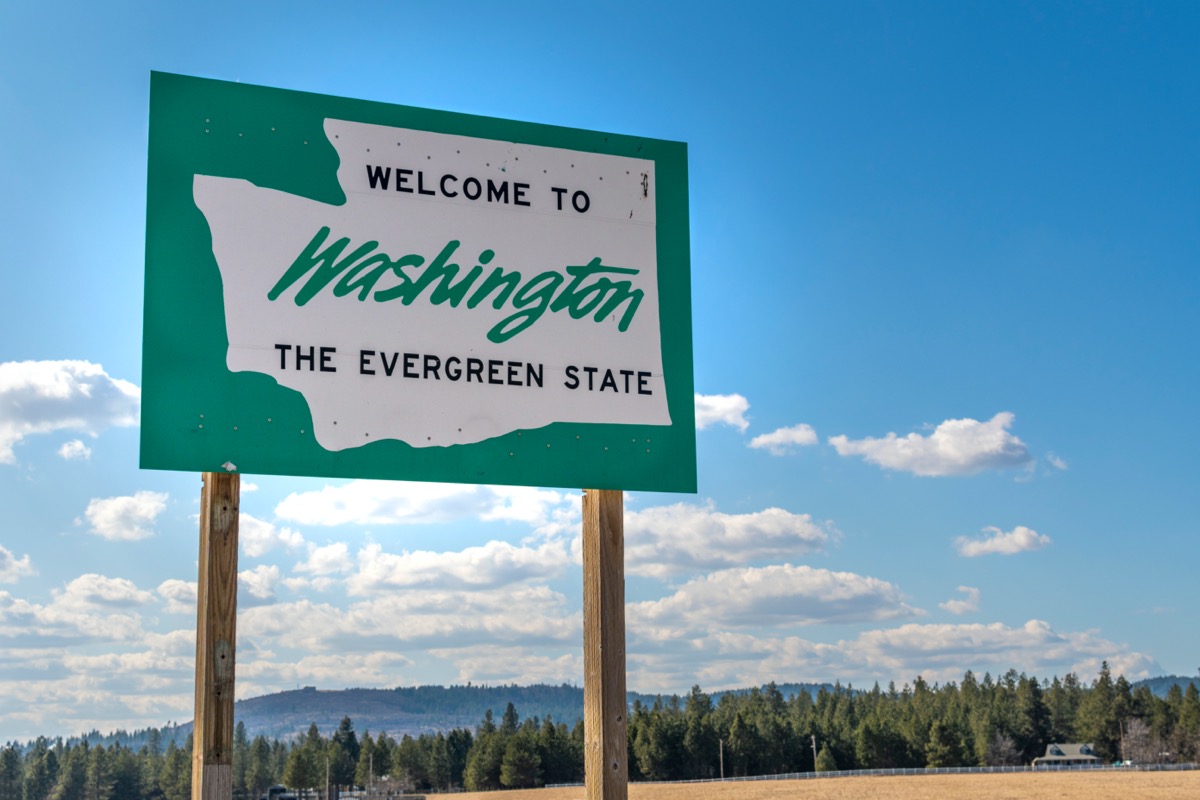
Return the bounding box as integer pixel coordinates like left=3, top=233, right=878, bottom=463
left=142, top=72, right=696, bottom=492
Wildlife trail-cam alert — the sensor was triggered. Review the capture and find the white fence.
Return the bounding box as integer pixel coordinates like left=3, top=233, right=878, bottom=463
left=547, top=761, right=1199, bottom=788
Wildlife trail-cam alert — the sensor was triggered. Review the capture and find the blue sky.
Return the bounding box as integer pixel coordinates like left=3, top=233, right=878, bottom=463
left=1, top=1, right=1198, bottom=741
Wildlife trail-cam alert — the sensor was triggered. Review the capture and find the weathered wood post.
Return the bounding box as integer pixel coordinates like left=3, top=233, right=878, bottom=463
left=582, top=488, right=628, bottom=800
left=192, top=472, right=240, bottom=800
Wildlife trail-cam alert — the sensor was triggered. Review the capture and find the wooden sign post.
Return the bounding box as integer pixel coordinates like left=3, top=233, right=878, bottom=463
left=192, top=472, right=240, bottom=800
left=582, top=489, right=628, bottom=800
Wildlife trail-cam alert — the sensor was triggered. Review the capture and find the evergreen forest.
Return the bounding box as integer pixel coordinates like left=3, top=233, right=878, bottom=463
left=3, top=664, right=1199, bottom=799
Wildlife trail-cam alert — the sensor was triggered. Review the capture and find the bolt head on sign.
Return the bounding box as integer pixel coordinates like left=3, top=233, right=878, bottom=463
left=141, top=73, right=695, bottom=492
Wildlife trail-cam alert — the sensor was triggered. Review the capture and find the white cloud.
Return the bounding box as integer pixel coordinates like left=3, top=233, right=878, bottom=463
left=0, top=628, right=196, bottom=742
left=627, top=619, right=1160, bottom=693
left=0, top=545, right=35, bottom=583
left=348, top=539, right=572, bottom=595
left=57, top=439, right=92, bottom=460
left=0, top=575, right=158, bottom=646
left=281, top=576, right=339, bottom=593
left=431, top=646, right=583, bottom=686
left=275, top=480, right=572, bottom=528
left=624, top=503, right=833, bottom=578
left=694, top=393, right=750, bottom=432
left=241, top=481, right=260, bottom=492
left=237, top=652, right=412, bottom=696
left=939, top=586, right=981, bottom=615
left=157, top=579, right=197, bottom=615
left=240, top=513, right=305, bottom=557
left=295, top=542, right=354, bottom=576
left=749, top=424, right=818, bottom=455
left=239, top=565, right=282, bottom=600
left=238, top=585, right=579, bottom=653
left=628, top=564, right=920, bottom=635
left=55, top=574, right=155, bottom=610
left=83, top=491, right=168, bottom=541
left=842, top=619, right=1158, bottom=683
left=0, top=360, right=140, bottom=464
left=829, top=412, right=1032, bottom=476
left=955, top=525, right=1051, bottom=557
left=1046, top=452, right=1068, bottom=471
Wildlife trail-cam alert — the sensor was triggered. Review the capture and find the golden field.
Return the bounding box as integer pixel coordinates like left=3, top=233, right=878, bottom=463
left=440, top=770, right=1200, bottom=800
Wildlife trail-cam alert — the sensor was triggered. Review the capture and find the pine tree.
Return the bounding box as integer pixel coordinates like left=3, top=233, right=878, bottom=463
left=328, top=717, right=359, bottom=788
left=22, top=740, right=58, bottom=800
left=373, top=732, right=397, bottom=780
left=246, top=736, right=274, bottom=799
left=1013, top=674, right=1049, bottom=764
left=232, top=721, right=250, bottom=795
left=463, top=732, right=503, bottom=791
left=499, top=731, right=541, bottom=789
left=814, top=744, right=838, bottom=772
left=394, top=734, right=431, bottom=791
left=355, top=732, right=377, bottom=788
left=48, top=743, right=86, bottom=800
left=445, top=728, right=472, bottom=788
left=159, top=736, right=192, bottom=800
left=109, top=744, right=141, bottom=800
left=501, top=703, right=520, bottom=735
left=1076, top=662, right=1121, bottom=761
left=924, top=720, right=961, bottom=768
left=82, top=745, right=114, bottom=800
left=0, top=747, right=20, bottom=800
left=283, top=725, right=324, bottom=792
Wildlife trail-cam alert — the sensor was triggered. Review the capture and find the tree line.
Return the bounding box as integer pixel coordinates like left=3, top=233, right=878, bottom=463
left=3, top=664, right=1198, bottom=798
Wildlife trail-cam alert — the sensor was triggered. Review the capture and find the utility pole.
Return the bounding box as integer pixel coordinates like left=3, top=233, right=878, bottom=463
left=811, top=734, right=818, bottom=769
left=718, top=738, right=724, bottom=779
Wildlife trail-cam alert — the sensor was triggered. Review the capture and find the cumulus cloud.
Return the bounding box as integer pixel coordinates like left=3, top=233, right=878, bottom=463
left=0, top=545, right=35, bottom=583
left=240, top=513, right=305, bottom=558
left=294, top=542, right=354, bottom=576
left=955, top=525, right=1050, bottom=557
left=348, top=539, right=572, bottom=595
left=431, top=646, right=583, bottom=686
left=939, top=586, right=981, bottom=615
left=624, top=503, right=833, bottom=578
left=239, top=565, right=282, bottom=600
left=275, top=480, right=571, bottom=528
left=0, top=627, right=196, bottom=742
left=842, top=619, right=1158, bottom=681
left=0, top=360, right=140, bottom=464
left=694, top=393, right=750, bottom=432
left=627, top=618, right=1160, bottom=693
left=157, top=579, right=197, bottom=615
left=238, top=585, right=578, bottom=653
left=628, top=564, right=920, bottom=634
left=238, top=652, right=412, bottom=696
left=54, top=574, right=155, bottom=610
left=57, top=439, right=92, bottom=460
left=749, top=424, right=818, bottom=455
left=0, top=575, right=159, bottom=646
left=83, top=491, right=168, bottom=541
left=829, top=412, right=1032, bottom=476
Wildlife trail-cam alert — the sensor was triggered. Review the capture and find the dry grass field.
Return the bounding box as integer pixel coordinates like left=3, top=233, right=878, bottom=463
left=441, top=770, right=1200, bottom=800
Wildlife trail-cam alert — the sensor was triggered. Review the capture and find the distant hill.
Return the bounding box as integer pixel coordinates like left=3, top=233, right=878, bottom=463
left=186, top=681, right=838, bottom=741
left=1132, top=674, right=1200, bottom=698
left=227, top=684, right=585, bottom=741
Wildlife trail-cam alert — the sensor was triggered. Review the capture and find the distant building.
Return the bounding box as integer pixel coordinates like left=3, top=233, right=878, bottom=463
left=1032, top=743, right=1100, bottom=767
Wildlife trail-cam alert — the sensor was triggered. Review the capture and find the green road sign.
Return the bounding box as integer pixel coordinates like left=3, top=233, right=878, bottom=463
left=142, top=72, right=695, bottom=492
